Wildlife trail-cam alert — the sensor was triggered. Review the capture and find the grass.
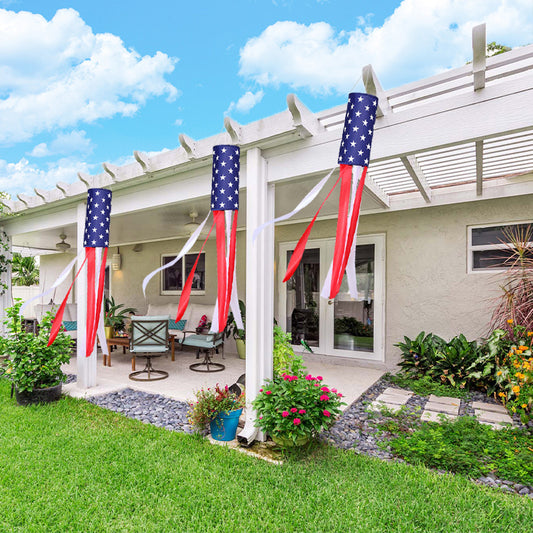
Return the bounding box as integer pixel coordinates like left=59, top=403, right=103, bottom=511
left=1, top=380, right=532, bottom=532
left=385, top=372, right=473, bottom=399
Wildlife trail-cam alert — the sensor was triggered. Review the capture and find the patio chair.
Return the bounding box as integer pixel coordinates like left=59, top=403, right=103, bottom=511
left=181, top=331, right=225, bottom=373
left=129, top=316, right=169, bottom=381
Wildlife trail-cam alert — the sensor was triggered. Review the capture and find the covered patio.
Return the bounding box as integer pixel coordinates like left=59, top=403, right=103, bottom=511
left=1, top=25, right=533, bottom=438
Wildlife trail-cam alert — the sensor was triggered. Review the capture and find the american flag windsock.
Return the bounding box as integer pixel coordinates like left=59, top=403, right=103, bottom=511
left=174, top=145, right=243, bottom=333
left=47, top=188, right=112, bottom=357
left=281, top=92, right=378, bottom=300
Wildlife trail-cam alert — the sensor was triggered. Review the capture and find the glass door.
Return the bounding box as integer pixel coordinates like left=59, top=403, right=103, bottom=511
left=279, top=234, right=385, bottom=361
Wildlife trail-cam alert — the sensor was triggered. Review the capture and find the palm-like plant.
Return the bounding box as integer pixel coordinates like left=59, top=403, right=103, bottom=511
left=490, top=224, right=533, bottom=334
left=11, top=253, right=39, bottom=286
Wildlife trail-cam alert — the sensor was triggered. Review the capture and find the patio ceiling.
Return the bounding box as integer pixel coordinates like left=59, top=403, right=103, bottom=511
left=2, top=24, right=533, bottom=251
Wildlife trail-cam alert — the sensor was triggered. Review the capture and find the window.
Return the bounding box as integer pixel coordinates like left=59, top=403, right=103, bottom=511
left=469, top=222, right=533, bottom=272
left=160, top=253, right=205, bottom=294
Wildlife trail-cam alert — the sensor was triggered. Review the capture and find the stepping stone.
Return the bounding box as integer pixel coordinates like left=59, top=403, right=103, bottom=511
left=471, top=401, right=508, bottom=414
left=428, top=395, right=461, bottom=407
left=382, top=387, right=413, bottom=399
left=369, top=401, right=404, bottom=413
left=375, top=393, right=410, bottom=405
left=479, top=421, right=510, bottom=431
left=421, top=410, right=457, bottom=423
left=474, top=409, right=514, bottom=425
left=424, top=401, right=460, bottom=415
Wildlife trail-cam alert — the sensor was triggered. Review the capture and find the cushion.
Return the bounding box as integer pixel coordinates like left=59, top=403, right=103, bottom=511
left=168, top=319, right=186, bottom=331
left=63, top=321, right=77, bottom=331
left=146, top=303, right=172, bottom=317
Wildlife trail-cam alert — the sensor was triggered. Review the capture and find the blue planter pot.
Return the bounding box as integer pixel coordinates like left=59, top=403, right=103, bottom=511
left=210, top=408, right=243, bottom=441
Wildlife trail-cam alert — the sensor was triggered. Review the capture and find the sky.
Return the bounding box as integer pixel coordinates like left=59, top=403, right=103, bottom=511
left=0, top=0, right=532, bottom=198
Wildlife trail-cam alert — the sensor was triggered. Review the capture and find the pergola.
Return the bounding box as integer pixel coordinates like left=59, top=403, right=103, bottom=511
left=1, top=24, right=532, bottom=439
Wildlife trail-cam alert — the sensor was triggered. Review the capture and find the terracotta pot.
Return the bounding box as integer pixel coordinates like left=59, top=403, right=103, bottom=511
left=15, top=383, right=62, bottom=406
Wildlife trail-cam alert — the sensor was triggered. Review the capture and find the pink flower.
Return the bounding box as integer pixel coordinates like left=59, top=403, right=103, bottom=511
left=331, top=388, right=337, bottom=393
left=265, top=391, right=272, bottom=395
left=283, top=374, right=289, bottom=381
left=321, top=386, right=330, bottom=393
left=259, top=389, right=263, bottom=392
left=282, top=411, right=289, bottom=417
left=259, top=415, right=263, bottom=419
left=289, top=375, right=298, bottom=382
left=316, top=375, right=323, bottom=381
left=298, top=409, right=306, bottom=414
left=338, top=393, right=343, bottom=398
left=319, top=395, right=330, bottom=401
left=290, top=407, right=298, bottom=413
left=323, top=410, right=331, bottom=417
left=314, top=383, right=320, bottom=387
left=293, top=418, right=301, bottom=425
left=305, top=374, right=313, bottom=381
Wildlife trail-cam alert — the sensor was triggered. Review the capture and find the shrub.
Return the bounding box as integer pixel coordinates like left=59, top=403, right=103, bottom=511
left=385, top=416, right=533, bottom=485
left=253, top=370, right=345, bottom=446
left=395, top=332, right=446, bottom=375
left=273, top=325, right=305, bottom=376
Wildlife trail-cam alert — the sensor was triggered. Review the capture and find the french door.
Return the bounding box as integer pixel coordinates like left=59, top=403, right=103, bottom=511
left=278, top=234, right=385, bottom=361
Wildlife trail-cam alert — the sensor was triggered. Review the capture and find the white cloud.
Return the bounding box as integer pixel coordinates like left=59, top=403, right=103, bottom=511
left=174, top=118, right=183, bottom=126
left=0, top=156, right=92, bottom=196
left=225, top=89, right=264, bottom=115
left=29, top=130, right=93, bottom=157
left=0, top=8, right=178, bottom=144
left=238, top=0, right=533, bottom=93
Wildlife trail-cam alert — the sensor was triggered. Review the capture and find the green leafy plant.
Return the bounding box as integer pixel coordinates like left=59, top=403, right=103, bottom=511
left=11, top=253, right=39, bottom=286
left=253, top=370, right=345, bottom=446
left=104, top=296, right=136, bottom=329
left=395, top=331, right=445, bottom=375
left=334, top=316, right=372, bottom=337
left=0, top=301, right=73, bottom=392
left=188, top=383, right=245, bottom=430
left=385, top=416, right=533, bottom=485
left=225, top=299, right=246, bottom=341
left=273, top=325, right=305, bottom=376
left=385, top=373, right=472, bottom=399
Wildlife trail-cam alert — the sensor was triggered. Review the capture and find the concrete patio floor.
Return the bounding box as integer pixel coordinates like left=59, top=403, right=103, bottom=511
left=62, top=347, right=384, bottom=408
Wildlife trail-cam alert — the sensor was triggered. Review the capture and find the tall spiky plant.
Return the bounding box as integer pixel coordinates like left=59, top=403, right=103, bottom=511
left=490, top=224, right=533, bottom=337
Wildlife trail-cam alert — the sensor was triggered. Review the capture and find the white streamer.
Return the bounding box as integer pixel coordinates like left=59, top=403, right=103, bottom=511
left=252, top=167, right=336, bottom=243
left=142, top=212, right=211, bottom=296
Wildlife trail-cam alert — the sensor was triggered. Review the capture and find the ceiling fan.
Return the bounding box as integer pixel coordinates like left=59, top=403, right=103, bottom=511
left=55, top=233, right=71, bottom=252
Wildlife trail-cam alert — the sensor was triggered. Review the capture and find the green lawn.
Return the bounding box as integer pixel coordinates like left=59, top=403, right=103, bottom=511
left=0, top=380, right=532, bottom=533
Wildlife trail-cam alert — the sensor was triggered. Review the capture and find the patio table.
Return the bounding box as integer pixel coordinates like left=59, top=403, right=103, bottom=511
left=104, top=334, right=177, bottom=368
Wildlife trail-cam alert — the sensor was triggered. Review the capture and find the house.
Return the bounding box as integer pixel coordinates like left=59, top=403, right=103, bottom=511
left=1, top=26, right=532, bottom=430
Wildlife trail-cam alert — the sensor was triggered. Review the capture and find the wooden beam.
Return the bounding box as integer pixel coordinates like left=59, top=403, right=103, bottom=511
left=224, top=116, right=242, bottom=144
left=364, top=173, right=390, bottom=208
left=133, top=151, right=152, bottom=174
left=476, top=140, right=484, bottom=196
left=363, top=64, right=392, bottom=117
left=102, top=162, right=120, bottom=183
left=400, top=155, right=432, bottom=203
left=179, top=133, right=198, bottom=159
left=286, top=94, right=323, bottom=138
left=77, top=172, right=91, bottom=188
left=472, top=24, right=487, bottom=91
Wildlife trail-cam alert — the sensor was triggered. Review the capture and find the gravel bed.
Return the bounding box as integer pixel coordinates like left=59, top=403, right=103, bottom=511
left=86, top=388, right=193, bottom=434
left=73, top=376, right=532, bottom=497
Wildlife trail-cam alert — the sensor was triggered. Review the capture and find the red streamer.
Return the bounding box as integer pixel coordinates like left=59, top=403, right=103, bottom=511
left=86, top=248, right=108, bottom=357
left=213, top=210, right=227, bottom=330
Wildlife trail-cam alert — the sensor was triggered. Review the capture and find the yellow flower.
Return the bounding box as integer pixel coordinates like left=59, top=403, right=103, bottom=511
left=512, top=385, right=520, bottom=394
left=507, top=319, right=514, bottom=324
left=497, top=371, right=502, bottom=376
left=498, top=391, right=506, bottom=398
left=527, top=332, right=533, bottom=337
left=522, top=404, right=528, bottom=409
left=519, top=345, right=529, bottom=351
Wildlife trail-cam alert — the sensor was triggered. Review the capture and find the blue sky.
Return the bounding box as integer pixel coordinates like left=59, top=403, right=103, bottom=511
left=0, top=0, right=531, bottom=197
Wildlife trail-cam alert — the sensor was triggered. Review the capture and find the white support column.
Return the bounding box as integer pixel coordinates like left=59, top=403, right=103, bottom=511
left=243, top=147, right=274, bottom=442
left=76, top=202, right=97, bottom=388
left=0, top=229, right=12, bottom=334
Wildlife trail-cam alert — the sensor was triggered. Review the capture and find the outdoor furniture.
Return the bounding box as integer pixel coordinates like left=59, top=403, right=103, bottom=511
left=128, top=316, right=169, bottom=381
left=105, top=337, right=135, bottom=370
left=181, top=331, right=225, bottom=373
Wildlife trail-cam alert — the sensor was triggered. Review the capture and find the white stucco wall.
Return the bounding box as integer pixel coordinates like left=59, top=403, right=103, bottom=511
left=39, top=253, right=76, bottom=305
left=275, top=194, right=533, bottom=369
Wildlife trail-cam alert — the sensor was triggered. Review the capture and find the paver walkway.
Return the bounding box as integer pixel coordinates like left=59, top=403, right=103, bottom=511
left=371, top=388, right=515, bottom=429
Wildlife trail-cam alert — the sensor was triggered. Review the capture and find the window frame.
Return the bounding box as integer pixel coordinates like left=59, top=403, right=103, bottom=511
left=160, top=252, right=206, bottom=295
left=467, top=220, right=533, bottom=274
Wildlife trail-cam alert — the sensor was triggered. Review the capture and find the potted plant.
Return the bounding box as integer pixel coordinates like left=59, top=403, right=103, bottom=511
left=0, top=301, right=73, bottom=405
left=253, top=370, right=345, bottom=447
left=188, top=384, right=245, bottom=441
left=225, top=299, right=246, bottom=359
left=104, top=296, right=136, bottom=338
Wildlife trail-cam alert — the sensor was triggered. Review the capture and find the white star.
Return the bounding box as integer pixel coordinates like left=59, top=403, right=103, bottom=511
left=353, top=126, right=359, bottom=132
left=356, top=111, right=361, bottom=117
left=92, top=240, right=96, bottom=245
left=363, top=120, right=368, bottom=126
left=348, top=156, right=354, bottom=162
left=367, top=144, right=371, bottom=149
left=211, top=203, right=214, bottom=208
left=365, top=106, right=369, bottom=111
left=350, top=141, right=356, bottom=147
left=373, top=100, right=377, bottom=106
left=105, top=241, right=108, bottom=246
left=358, top=150, right=363, bottom=156
left=228, top=196, right=233, bottom=200
left=358, top=96, right=363, bottom=102
left=93, top=215, right=98, bottom=220
left=100, top=222, right=104, bottom=227
left=234, top=203, right=238, bottom=208
left=360, top=135, right=366, bottom=141
left=221, top=161, right=226, bottom=166
left=92, top=228, right=97, bottom=232
left=101, top=210, right=105, bottom=214
left=220, top=175, right=225, bottom=180
left=220, top=202, right=225, bottom=208
left=228, top=182, right=233, bottom=188
left=364, top=158, right=369, bottom=164
left=368, top=130, right=372, bottom=135
left=215, top=183, right=218, bottom=188
left=99, top=234, right=103, bottom=239
left=220, top=189, right=225, bottom=194
left=348, top=119, right=352, bottom=124
left=94, top=203, right=99, bottom=208
left=95, top=191, right=100, bottom=195
left=222, top=147, right=226, bottom=153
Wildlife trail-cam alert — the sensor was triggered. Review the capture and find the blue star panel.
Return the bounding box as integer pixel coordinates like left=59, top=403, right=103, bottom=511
left=211, top=144, right=240, bottom=211
left=83, top=188, right=112, bottom=247
left=338, top=93, right=379, bottom=167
